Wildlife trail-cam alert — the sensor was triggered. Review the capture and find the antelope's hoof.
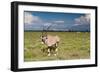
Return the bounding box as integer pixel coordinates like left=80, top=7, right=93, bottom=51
left=48, top=54, right=51, bottom=56
left=54, top=54, right=57, bottom=56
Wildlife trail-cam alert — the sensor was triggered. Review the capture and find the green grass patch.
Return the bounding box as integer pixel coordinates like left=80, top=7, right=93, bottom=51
left=24, top=32, right=90, bottom=61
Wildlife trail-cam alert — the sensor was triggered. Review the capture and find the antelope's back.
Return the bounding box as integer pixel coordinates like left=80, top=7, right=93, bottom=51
left=46, top=35, right=60, bottom=46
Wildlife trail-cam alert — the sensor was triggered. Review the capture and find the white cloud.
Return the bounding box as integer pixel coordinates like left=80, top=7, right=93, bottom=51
left=54, top=20, right=65, bottom=24
left=44, top=23, right=52, bottom=26
left=24, top=12, right=41, bottom=24
left=74, top=14, right=90, bottom=25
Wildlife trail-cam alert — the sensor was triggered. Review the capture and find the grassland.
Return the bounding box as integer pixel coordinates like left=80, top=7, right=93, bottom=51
left=24, top=32, right=90, bottom=62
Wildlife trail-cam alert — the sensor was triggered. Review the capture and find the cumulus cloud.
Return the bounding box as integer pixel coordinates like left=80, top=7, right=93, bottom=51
left=74, top=14, right=90, bottom=25
left=24, top=12, right=41, bottom=24
left=54, top=20, right=65, bottom=24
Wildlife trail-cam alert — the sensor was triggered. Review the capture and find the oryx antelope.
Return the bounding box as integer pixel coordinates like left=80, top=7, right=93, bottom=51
left=41, top=33, right=60, bottom=56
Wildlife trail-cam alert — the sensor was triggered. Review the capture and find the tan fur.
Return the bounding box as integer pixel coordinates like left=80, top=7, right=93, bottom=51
left=45, top=35, right=60, bottom=46
left=41, top=34, right=60, bottom=56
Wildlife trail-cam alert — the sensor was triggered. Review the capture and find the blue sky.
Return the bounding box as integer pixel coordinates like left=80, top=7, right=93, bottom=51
left=24, top=11, right=90, bottom=31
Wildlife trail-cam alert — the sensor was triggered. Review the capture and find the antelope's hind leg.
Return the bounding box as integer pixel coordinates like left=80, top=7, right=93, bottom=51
left=54, top=48, right=58, bottom=56
left=54, top=44, right=58, bottom=56
left=47, top=47, right=51, bottom=56
left=52, top=46, right=58, bottom=56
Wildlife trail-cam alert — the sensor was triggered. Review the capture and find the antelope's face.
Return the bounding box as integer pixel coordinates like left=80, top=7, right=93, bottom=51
left=41, top=35, right=47, bottom=44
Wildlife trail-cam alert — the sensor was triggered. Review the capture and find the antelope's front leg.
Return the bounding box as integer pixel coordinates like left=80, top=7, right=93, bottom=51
left=47, top=48, right=51, bottom=56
